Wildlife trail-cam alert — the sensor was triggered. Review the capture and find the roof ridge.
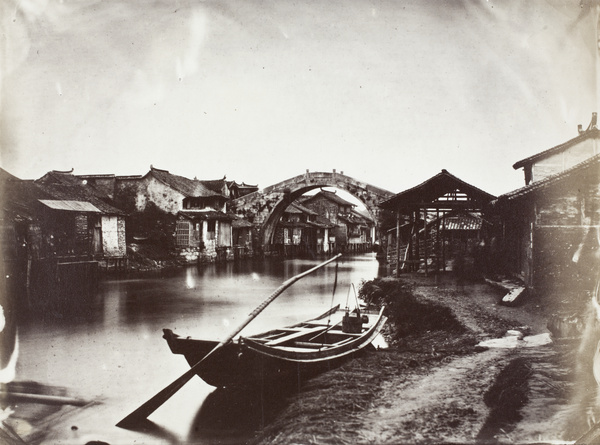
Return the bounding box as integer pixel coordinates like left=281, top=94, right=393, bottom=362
left=513, top=114, right=599, bottom=170
left=499, top=152, right=600, bottom=201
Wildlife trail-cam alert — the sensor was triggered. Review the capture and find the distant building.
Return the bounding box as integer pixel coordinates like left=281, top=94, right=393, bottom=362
left=176, top=209, right=234, bottom=262
left=232, top=216, right=255, bottom=259
left=338, top=209, right=375, bottom=253
left=34, top=170, right=127, bottom=261
left=227, top=181, right=259, bottom=199
left=1, top=168, right=127, bottom=307
left=301, top=190, right=354, bottom=225
left=200, top=177, right=259, bottom=200
left=112, top=166, right=257, bottom=262
left=114, top=166, right=228, bottom=214
left=301, top=189, right=374, bottom=252
left=274, top=201, right=335, bottom=256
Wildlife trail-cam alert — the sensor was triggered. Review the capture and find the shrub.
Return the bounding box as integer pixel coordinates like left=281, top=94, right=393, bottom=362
left=359, top=278, right=465, bottom=339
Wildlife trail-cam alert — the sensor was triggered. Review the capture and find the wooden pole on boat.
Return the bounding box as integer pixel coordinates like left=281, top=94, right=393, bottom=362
left=116, top=253, right=342, bottom=427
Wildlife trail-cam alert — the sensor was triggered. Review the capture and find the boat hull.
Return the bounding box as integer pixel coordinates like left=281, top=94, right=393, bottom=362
left=163, top=307, right=387, bottom=389
left=163, top=331, right=372, bottom=388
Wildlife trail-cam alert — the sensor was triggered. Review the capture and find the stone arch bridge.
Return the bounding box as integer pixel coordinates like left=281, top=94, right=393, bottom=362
left=231, top=170, right=395, bottom=248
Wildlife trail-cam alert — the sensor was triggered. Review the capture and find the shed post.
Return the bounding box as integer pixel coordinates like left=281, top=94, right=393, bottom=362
left=424, top=208, right=428, bottom=276
left=413, top=210, right=419, bottom=272
left=442, top=212, right=446, bottom=272
left=395, top=210, right=401, bottom=278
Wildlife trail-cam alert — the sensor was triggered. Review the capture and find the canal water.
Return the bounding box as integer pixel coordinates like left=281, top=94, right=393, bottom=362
left=14, top=253, right=381, bottom=444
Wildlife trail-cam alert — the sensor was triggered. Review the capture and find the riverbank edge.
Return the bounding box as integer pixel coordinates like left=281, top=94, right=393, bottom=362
left=249, top=275, right=557, bottom=445
left=102, top=243, right=353, bottom=278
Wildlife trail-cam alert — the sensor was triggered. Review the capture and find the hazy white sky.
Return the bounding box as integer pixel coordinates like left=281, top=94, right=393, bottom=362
left=0, top=0, right=597, bottom=196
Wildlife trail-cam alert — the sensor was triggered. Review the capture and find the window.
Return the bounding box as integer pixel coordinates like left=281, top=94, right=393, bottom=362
left=176, top=220, right=191, bottom=246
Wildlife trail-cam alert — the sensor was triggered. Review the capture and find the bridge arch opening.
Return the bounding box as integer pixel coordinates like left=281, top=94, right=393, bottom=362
left=230, top=170, right=395, bottom=253
left=262, top=185, right=377, bottom=249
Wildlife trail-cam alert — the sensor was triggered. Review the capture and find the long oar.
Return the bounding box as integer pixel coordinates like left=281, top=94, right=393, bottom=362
left=116, top=253, right=342, bottom=427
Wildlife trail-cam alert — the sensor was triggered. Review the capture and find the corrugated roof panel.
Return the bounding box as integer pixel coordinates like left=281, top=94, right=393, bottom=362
left=39, top=200, right=102, bottom=212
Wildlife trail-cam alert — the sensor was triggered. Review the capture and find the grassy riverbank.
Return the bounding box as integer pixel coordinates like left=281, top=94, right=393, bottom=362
left=250, top=274, right=574, bottom=445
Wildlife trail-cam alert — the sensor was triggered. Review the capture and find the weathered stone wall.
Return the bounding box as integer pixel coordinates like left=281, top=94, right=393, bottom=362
left=117, top=217, right=126, bottom=256
left=145, top=177, right=184, bottom=214
left=114, top=178, right=144, bottom=213
left=232, top=191, right=286, bottom=226
left=99, top=216, right=127, bottom=257
left=178, top=247, right=230, bottom=263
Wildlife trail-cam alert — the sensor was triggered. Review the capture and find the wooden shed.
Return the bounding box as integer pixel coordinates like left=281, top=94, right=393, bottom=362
left=379, top=170, right=495, bottom=277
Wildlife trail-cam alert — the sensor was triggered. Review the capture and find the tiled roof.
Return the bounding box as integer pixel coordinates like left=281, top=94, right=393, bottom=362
left=201, top=178, right=228, bottom=194
left=0, top=168, right=22, bottom=183
left=379, top=169, right=495, bottom=210
left=115, top=175, right=143, bottom=180
left=1, top=173, right=48, bottom=221
left=303, top=190, right=356, bottom=207
left=77, top=174, right=115, bottom=179
left=285, top=206, right=303, bottom=214
left=513, top=119, right=599, bottom=170
left=35, top=171, right=125, bottom=215
left=286, top=201, right=318, bottom=216
left=498, top=153, right=600, bottom=202
left=338, top=213, right=368, bottom=227
left=228, top=181, right=258, bottom=188
left=148, top=167, right=225, bottom=199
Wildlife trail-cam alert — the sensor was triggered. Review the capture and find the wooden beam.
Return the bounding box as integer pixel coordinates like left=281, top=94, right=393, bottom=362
left=395, top=211, right=401, bottom=278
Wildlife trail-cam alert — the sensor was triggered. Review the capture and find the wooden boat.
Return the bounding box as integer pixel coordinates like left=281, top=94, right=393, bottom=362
left=117, top=255, right=377, bottom=427
left=162, top=304, right=387, bottom=389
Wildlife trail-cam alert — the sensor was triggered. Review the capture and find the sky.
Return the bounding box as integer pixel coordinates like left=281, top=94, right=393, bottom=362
left=0, top=0, right=598, bottom=197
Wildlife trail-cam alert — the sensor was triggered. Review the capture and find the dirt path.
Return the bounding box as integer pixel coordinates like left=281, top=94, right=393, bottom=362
left=253, top=276, right=584, bottom=445
left=357, top=348, right=509, bottom=444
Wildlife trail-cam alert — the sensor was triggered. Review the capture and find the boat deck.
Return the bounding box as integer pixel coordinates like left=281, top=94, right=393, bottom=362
left=245, top=309, right=378, bottom=350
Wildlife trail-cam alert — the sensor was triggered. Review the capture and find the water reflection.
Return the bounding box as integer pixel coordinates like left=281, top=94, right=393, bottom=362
left=15, top=254, right=380, bottom=443
left=189, top=385, right=296, bottom=443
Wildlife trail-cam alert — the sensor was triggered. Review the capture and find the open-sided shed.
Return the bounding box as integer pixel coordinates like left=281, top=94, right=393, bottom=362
left=379, top=169, right=496, bottom=277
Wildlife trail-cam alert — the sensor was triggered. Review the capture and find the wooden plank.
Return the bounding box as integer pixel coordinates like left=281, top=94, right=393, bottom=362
left=291, top=341, right=328, bottom=349
left=502, top=286, right=526, bottom=305
left=264, top=326, right=325, bottom=346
